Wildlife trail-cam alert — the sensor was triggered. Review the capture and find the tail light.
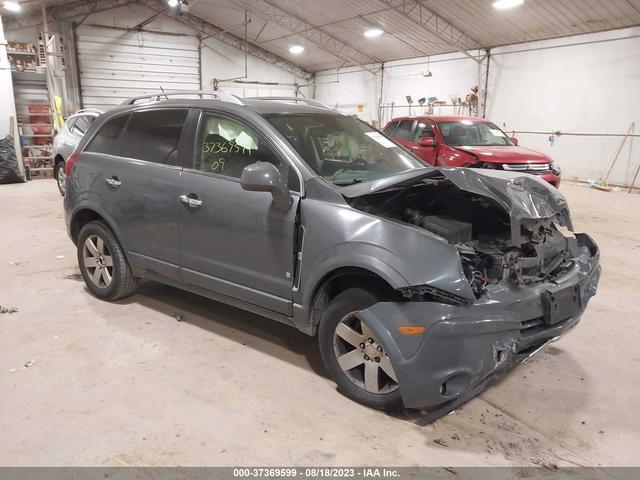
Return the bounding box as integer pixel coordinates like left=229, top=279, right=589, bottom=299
left=65, top=151, right=80, bottom=175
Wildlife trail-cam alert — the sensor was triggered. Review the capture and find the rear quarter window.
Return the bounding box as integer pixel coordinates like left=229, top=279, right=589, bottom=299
left=85, top=115, right=130, bottom=155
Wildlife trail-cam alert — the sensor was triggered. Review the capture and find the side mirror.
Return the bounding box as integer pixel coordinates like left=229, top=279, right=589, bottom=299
left=418, top=136, right=436, bottom=147
left=511, top=136, right=519, bottom=146
left=240, top=162, right=292, bottom=210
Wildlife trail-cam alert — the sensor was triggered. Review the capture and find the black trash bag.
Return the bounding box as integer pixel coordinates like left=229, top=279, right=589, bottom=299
left=0, top=135, right=25, bottom=184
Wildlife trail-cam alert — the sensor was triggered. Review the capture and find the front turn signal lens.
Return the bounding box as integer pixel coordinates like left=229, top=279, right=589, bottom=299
left=398, top=326, right=426, bottom=335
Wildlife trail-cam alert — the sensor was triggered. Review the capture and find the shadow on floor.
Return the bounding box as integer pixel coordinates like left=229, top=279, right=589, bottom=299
left=112, top=282, right=445, bottom=425
left=113, top=281, right=328, bottom=379
left=80, top=277, right=590, bottom=440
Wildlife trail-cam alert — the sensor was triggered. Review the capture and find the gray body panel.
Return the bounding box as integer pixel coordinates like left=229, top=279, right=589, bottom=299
left=63, top=97, right=601, bottom=415
left=293, top=195, right=473, bottom=307
left=177, top=170, right=300, bottom=315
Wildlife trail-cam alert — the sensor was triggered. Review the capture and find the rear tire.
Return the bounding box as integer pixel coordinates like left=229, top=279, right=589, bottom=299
left=77, top=220, right=137, bottom=300
left=55, top=161, right=66, bottom=196
left=318, top=288, right=403, bottom=412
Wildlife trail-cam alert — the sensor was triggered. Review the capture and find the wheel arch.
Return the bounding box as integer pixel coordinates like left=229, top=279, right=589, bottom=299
left=70, top=202, right=128, bottom=250
left=53, top=154, right=65, bottom=178
left=70, top=205, right=138, bottom=274
left=306, top=266, right=403, bottom=336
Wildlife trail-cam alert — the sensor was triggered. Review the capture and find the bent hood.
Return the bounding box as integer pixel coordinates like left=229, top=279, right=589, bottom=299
left=341, top=167, right=572, bottom=238
left=453, top=145, right=550, bottom=164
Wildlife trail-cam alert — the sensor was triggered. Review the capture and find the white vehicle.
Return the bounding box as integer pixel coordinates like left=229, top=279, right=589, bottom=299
left=53, top=109, right=103, bottom=195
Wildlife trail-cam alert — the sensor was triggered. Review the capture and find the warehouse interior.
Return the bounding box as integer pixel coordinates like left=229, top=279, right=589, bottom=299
left=1, top=0, right=640, bottom=471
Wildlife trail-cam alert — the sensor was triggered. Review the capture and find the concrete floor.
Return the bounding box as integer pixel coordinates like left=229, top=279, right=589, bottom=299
left=0, top=179, right=638, bottom=467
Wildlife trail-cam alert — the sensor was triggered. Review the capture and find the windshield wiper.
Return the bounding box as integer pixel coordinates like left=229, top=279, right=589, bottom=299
left=333, top=178, right=368, bottom=186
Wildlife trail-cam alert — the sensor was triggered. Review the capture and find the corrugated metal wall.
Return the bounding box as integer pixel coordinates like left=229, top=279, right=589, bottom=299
left=77, top=25, right=200, bottom=110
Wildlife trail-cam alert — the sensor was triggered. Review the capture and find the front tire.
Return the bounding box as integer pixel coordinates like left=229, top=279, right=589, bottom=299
left=319, top=288, right=403, bottom=412
left=77, top=220, right=137, bottom=300
left=54, top=161, right=66, bottom=196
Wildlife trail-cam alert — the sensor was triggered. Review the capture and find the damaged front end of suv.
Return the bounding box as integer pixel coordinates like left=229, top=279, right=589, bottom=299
left=338, top=168, right=600, bottom=417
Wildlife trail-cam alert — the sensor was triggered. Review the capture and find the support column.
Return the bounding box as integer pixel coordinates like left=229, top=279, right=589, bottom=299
left=478, top=49, right=491, bottom=118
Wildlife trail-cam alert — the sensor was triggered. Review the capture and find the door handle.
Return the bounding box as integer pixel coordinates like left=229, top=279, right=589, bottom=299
left=105, top=176, right=122, bottom=187
left=179, top=194, right=203, bottom=208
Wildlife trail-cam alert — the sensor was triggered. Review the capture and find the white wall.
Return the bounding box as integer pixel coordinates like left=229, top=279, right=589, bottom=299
left=201, top=39, right=306, bottom=97
left=0, top=15, right=19, bottom=138
left=486, top=27, right=640, bottom=187
left=314, top=51, right=481, bottom=126
left=313, top=67, right=381, bottom=123
left=315, top=28, right=640, bottom=186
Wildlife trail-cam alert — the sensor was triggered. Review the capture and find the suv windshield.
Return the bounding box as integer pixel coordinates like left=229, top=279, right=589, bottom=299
left=437, top=121, right=512, bottom=147
left=266, top=113, right=423, bottom=185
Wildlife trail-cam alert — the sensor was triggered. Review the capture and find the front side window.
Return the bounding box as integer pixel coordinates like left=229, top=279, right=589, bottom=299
left=437, top=121, right=512, bottom=146
left=120, top=109, right=188, bottom=165
left=266, top=113, right=424, bottom=186
left=85, top=114, right=129, bottom=155
left=394, top=120, right=414, bottom=140
left=413, top=121, right=435, bottom=142
left=195, top=113, right=299, bottom=191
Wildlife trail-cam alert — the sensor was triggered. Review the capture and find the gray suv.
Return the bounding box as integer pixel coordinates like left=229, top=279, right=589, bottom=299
left=64, top=92, right=600, bottom=418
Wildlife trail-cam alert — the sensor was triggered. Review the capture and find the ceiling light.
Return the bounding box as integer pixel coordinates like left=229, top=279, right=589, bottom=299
left=3, top=1, right=21, bottom=12
left=364, top=28, right=384, bottom=38
left=492, top=0, right=524, bottom=9
left=289, top=44, right=304, bottom=54
left=167, top=0, right=178, bottom=6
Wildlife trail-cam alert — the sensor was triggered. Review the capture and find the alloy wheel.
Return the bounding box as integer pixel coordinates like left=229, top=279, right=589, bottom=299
left=333, top=311, right=398, bottom=394
left=57, top=165, right=66, bottom=194
left=82, top=234, right=113, bottom=288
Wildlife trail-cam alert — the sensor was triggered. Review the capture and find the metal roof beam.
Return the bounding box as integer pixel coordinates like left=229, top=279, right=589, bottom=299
left=228, top=0, right=382, bottom=74
left=378, top=0, right=485, bottom=63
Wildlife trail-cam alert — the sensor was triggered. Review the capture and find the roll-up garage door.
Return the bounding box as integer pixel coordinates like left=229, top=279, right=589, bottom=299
left=77, top=25, right=200, bottom=110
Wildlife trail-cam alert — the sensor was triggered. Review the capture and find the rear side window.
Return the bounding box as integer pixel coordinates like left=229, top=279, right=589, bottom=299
left=121, top=109, right=188, bottom=165
left=85, top=115, right=129, bottom=155
left=394, top=120, right=414, bottom=140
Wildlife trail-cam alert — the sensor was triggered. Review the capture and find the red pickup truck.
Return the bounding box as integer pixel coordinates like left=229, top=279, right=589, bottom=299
left=383, top=116, right=561, bottom=187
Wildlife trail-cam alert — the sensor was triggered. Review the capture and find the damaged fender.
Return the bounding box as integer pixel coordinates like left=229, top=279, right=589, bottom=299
left=357, top=233, right=600, bottom=411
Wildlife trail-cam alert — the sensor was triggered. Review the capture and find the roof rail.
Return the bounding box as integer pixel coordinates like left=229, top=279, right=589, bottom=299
left=119, top=90, right=245, bottom=106
left=245, top=96, right=333, bottom=109
left=73, top=108, right=104, bottom=115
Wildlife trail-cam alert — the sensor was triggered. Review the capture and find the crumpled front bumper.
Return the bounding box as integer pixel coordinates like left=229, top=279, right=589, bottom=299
left=357, top=233, right=600, bottom=416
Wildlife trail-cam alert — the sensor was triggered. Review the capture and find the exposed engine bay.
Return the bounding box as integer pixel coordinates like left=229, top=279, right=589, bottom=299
left=345, top=175, right=575, bottom=299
